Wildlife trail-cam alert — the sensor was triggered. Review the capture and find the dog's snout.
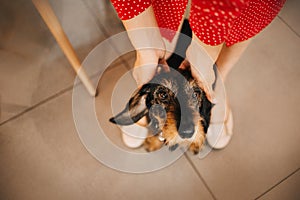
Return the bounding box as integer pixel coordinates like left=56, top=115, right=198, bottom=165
left=178, top=125, right=194, bottom=138
left=178, top=104, right=195, bottom=138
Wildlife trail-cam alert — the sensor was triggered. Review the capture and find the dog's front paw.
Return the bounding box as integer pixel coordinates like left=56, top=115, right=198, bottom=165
left=144, top=136, right=164, bottom=152
left=189, top=134, right=205, bottom=154
left=189, top=142, right=200, bottom=154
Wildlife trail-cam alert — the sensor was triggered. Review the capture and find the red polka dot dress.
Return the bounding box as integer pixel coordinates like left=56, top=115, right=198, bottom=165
left=111, top=0, right=286, bottom=46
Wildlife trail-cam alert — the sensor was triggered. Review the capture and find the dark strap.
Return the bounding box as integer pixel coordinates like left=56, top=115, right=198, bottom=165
left=166, top=19, right=192, bottom=70
left=166, top=19, right=217, bottom=92
left=212, top=63, right=218, bottom=91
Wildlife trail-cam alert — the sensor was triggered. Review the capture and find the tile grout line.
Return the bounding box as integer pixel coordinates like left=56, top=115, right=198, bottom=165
left=184, top=153, right=218, bottom=200
left=80, top=0, right=133, bottom=71
left=0, top=62, right=119, bottom=127
left=87, top=3, right=214, bottom=198
left=0, top=85, right=73, bottom=126
left=254, top=167, right=300, bottom=200
left=277, top=16, right=300, bottom=38
left=0, top=1, right=129, bottom=127
left=1, top=4, right=297, bottom=199
left=52, top=3, right=298, bottom=199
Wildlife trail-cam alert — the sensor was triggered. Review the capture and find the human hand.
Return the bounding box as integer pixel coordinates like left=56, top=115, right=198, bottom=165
left=179, top=60, right=215, bottom=103
left=183, top=35, right=216, bottom=103
left=132, top=49, right=169, bottom=87
left=121, top=6, right=169, bottom=86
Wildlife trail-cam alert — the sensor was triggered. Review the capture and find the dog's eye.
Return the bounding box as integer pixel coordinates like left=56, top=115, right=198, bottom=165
left=159, top=91, right=168, bottom=100
left=192, top=91, right=199, bottom=99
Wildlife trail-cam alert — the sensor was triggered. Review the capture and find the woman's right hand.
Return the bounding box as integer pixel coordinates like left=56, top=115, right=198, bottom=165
left=122, top=6, right=168, bottom=86
left=133, top=49, right=169, bottom=87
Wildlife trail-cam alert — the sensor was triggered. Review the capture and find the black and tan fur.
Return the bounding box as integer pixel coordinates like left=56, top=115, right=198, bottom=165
left=110, top=65, right=213, bottom=154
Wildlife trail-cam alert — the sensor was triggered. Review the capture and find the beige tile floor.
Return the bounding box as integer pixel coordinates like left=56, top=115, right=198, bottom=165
left=0, top=0, right=299, bottom=199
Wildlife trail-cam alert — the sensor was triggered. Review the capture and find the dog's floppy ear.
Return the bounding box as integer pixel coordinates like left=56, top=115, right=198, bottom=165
left=199, top=92, right=213, bottom=133
left=109, top=84, right=152, bottom=125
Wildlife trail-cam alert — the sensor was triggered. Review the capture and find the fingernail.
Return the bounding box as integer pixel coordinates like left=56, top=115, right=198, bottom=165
left=211, top=97, right=218, bottom=104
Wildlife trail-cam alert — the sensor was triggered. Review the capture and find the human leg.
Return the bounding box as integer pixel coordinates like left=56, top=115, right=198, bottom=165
left=216, top=40, right=251, bottom=81
left=207, top=39, right=251, bottom=149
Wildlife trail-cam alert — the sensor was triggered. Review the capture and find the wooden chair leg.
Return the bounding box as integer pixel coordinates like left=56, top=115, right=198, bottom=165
left=32, top=0, right=97, bottom=96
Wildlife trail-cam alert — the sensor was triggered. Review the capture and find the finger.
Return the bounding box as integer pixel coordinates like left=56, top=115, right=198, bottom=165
left=178, top=60, right=190, bottom=70
left=133, top=63, right=157, bottom=87
left=180, top=60, right=215, bottom=102
left=193, top=76, right=215, bottom=103
left=203, top=84, right=216, bottom=103
left=136, top=116, right=148, bottom=127
left=158, top=58, right=170, bottom=72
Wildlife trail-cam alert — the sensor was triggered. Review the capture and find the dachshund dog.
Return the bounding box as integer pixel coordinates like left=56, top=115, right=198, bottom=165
left=109, top=64, right=213, bottom=154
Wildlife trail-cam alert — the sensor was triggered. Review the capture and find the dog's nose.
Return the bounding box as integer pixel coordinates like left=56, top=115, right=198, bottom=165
left=178, top=125, right=194, bottom=139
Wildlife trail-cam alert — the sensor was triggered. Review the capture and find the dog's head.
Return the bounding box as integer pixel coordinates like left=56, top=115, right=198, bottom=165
left=110, top=65, right=213, bottom=148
